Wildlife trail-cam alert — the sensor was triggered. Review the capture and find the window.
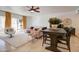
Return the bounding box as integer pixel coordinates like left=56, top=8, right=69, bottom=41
left=0, top=16, right=5, bottom=30
left=12, top=17, right=18, bottom=31
left=12, top=14, right=22, bottom=32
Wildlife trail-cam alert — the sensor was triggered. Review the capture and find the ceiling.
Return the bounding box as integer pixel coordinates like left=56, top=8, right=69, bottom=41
left=40, top=6, right=79, bottom=14
left=0, top=6, right=79, bottom=16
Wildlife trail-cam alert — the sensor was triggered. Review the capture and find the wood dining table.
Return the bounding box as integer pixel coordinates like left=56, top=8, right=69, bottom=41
left=42, top=28, right=67, bottom=52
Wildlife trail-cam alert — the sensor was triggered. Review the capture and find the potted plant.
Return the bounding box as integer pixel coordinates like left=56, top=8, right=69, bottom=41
left=49, top=17, right=61, bottom=29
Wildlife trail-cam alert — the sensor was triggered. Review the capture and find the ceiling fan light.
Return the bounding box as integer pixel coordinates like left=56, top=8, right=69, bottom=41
left=30, top=10, right=35, bottom=13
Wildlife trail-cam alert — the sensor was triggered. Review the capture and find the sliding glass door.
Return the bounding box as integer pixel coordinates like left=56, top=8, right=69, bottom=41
left=0, top=16, right=5, bottom=29
left=12, top=15, right=23, bottom=32
left=0, top=11, right=5, bottom=33
left=17, top=19, right=23, bottom=32
left=12, top=17, right=18, bottom=32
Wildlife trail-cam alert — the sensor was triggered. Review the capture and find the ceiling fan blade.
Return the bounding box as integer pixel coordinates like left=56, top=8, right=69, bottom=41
left=28, top=6, right=34, bottom=11
left=35, top=10, right=40, bottom=12
left=27, top=6, right=40, bottom=13
left=35, top=7, right=40, bottom=9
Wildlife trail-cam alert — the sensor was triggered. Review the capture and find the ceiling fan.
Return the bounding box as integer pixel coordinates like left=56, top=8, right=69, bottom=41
left=27, top=6, right=40, bottom=13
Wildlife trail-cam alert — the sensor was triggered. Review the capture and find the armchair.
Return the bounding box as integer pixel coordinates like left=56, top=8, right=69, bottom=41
left=4, top=28, right=15, bottom=38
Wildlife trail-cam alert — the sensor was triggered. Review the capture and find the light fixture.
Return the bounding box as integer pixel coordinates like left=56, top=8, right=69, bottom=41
left=27, top=6, right=40, bottom=13
left=30, top=10, right=35, bottom=13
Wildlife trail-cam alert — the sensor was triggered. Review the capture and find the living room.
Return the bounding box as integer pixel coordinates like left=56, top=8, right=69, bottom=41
left=0, top=6, right=79, bottom=52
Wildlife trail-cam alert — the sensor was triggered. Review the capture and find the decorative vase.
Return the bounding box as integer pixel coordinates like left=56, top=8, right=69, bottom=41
left=49, top=17, right=62, bottom=29
left=51, top=24, right=57, bottom=29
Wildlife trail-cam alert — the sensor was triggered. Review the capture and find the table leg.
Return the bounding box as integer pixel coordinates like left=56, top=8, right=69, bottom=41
left=45, top=34, right=60, bottom=52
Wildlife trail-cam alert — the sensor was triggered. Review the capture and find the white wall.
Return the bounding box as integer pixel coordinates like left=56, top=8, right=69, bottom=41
left=27, top=11, right=79, bottom=33
left=27, top=16, right=33, bottom=28
left=27, top=14, right=53, bottom=28
left=60, top=14, right=79, bottom=32
left=26, top=12, right=62, bottom=27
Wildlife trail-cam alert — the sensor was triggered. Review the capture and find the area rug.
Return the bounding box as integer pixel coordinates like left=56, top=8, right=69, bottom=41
left=0, top=32, right=33, bottom=48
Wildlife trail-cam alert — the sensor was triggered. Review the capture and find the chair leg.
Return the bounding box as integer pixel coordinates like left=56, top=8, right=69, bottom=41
left=42, top=39, right=44, bottom=46
left=67, top=41, right=71, bottom=52
left=42, top=38, right=46, bottom=46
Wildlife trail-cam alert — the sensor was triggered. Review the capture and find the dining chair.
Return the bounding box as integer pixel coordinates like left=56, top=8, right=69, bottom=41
left=42, top=27, right=47, bottom=30
left=42, top=27, right=51, bottom=46
left=57, top=27, right=72, bottom=52
left=42, top=31, right=51, bottom=46
left=4, top=28, right=15, bottom=38
left=57, top=24, right=64, bottom=28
